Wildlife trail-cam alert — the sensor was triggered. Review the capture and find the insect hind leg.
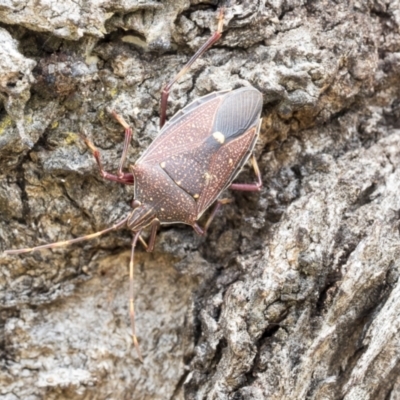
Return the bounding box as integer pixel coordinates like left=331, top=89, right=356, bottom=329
left=229, top=155, right=262, bottom=192
left=193, top=198, right=232, bottom=236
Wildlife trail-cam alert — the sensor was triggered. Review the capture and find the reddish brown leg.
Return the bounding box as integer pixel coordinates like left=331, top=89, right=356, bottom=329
left=138, top=236, right=148, bottom=250
left=83, top=136, right=134, bottom=185
left=160, top=8, right=225, bottom=128
left=82, top=111, right=136, bottom=185
left=135, top=219, right=161, bottom=252
left=111, top=111, right=134, bottom=179
left=129, top=201, right=159, bottom=251
left=229, top=155, right=262, bottom=192
left=145, top=219, right=160, bottom=252
left=193, top=198, right=232, bottom=236
left=129, top=230, right=143, bottom=362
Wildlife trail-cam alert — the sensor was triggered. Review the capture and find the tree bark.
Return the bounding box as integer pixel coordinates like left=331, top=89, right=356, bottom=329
left=1, top=1, right=400, bottom=399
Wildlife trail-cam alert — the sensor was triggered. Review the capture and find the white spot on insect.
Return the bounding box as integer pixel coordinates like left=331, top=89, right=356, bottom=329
left=161, top=208, right=165, bottom=211
left=175, top=180, right=182, bottom=186
left=160, top=162, right=166, bottom=168
left=212, top=131, right=225, bottom=144
left=150, top=197, right=153, bottom=201
left=229, top=158, right=233, bottom=165
left=193, top=194, right=199, bottom=199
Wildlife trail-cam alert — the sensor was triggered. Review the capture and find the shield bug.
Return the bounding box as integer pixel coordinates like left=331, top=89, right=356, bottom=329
left=4, top=8, right=263, bottom=361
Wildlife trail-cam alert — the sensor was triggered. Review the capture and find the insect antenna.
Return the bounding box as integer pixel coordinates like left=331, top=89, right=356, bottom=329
left=5, top=216, right=145, bottom=361
left=3, top=216, right=129, bottom=255
left=129, top=230, right=143, bottom=362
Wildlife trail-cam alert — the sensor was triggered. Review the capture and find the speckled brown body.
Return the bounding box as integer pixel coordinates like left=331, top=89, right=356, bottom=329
left=131, top=87, right=263, bottom=228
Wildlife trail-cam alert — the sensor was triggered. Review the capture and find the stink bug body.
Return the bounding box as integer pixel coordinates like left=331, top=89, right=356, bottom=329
left=132, top=87, right=263, bottom=232
left=4, top=9, right=263, bottom=361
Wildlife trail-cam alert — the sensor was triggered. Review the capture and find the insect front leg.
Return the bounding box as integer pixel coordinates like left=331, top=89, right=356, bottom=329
left=81, top=111, right=135, bottom=185
left=130, top=201, right=160, bottom=251
left=159, top=7, right=225, bottom=128
left=133, top=219, right=160, bottom=253
left=145, top=219, right=160, bottom=252
left=229, top=154, right=263, bottom=192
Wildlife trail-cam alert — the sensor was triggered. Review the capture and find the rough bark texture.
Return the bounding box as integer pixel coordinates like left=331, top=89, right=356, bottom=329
left=1, top=0, right=400, bottom=399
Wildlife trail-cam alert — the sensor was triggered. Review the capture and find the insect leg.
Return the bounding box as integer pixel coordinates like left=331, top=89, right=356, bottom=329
left=193, top=198, right=232, bottom=236
left=159, top=7, right=225, bottom=128
left=81, top=132, right=134, bottom=185
left=130, top=200, right=154, bottom=250
left=129, top=230, right=143, bottom=362
left=111, top=111, right=135, bottom=179
left=145, top=219, right=160, bottom=253
left=3, top=216, right=129, bottom=255
left=229, top=154, right=262, bottom=192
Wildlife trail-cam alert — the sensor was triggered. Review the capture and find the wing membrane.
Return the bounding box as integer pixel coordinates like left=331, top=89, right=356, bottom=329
left=212, top=87, right=263, bottom=141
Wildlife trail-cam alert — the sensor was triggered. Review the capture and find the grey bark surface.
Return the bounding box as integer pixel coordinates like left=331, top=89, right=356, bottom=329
left=0, top=0, right=400, bottom=399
